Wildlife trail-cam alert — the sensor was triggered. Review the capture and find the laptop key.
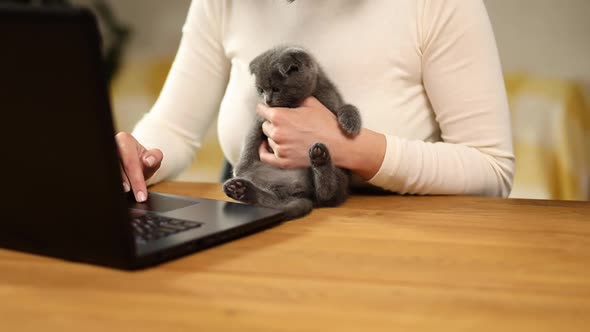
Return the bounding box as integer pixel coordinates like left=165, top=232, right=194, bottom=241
left=131, top=214, right=203, bottom=242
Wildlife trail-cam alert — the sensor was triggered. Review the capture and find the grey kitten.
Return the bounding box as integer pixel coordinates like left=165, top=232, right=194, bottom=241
left=223, top=45, right=362, bottom=220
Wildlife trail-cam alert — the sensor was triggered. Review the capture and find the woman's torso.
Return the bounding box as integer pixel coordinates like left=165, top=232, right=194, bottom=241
left=216, top=0, right=439, bottom=164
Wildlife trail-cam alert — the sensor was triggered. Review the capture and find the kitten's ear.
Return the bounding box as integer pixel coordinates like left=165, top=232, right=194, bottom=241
left=278, top=62, right=299, bottom=77
left=278, top=47, right=308, bottom=77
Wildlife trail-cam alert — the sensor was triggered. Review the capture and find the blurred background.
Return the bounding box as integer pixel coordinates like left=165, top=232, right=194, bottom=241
left=7, top=0, right=589, bottom=200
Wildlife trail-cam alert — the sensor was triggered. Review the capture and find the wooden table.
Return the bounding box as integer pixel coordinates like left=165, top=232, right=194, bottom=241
left=1, top=182, right=589, bottom=331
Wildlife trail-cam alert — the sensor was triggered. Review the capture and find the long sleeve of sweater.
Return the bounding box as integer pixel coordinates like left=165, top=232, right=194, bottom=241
left=368, top=0, right=515, bottom=197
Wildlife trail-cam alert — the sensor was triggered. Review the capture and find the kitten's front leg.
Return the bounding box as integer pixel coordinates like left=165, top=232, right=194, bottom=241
left=233, top=116, right=266, bottom=176
left=309, top=143, right=349, bottom=207
left=336, top=104, right=362, bottom=137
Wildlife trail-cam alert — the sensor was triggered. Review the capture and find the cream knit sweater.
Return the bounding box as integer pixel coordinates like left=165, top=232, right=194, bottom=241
left=133, top=0, right=515, bottom=197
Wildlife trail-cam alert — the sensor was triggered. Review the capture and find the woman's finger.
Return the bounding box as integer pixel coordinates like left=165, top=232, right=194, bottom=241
left=115, top=133, right=147, bottom=202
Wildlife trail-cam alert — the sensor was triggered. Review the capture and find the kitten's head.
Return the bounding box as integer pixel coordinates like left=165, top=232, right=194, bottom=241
left=249, top=46, right=318, bottom=108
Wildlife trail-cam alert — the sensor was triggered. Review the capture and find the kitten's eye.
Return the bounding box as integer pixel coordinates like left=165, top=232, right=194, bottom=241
left=272, top=87, right=281, bottom=93
left=256, top=87, right=263, bottom=95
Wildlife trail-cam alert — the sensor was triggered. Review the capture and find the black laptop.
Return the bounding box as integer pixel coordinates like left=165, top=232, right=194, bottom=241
left=0, top=6, right=284, bottom=269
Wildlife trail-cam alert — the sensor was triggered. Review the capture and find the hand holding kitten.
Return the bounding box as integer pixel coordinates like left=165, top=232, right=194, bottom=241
left=257, top=97, right=352, bottom=169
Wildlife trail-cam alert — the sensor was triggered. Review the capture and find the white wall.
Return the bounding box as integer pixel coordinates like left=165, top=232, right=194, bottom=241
left=484, top=0, right=590, bottom=95
left=78, top=0, right=590, bottom=94
left=72, top=0, right=191, bottom=61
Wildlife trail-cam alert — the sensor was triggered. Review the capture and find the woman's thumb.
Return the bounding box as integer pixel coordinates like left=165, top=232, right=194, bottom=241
left=142, top=149, right=163, bottom=169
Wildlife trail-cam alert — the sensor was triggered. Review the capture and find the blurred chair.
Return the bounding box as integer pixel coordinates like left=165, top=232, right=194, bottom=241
left=505, top=73, right=589, bottom=200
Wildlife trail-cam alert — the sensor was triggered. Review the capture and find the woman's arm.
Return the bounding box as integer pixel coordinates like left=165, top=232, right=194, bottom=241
left=363, top=0, right=514, bottom=197
left=131, top=0, right=230, bottom=185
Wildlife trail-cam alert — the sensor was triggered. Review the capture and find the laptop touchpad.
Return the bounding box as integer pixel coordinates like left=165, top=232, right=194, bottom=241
left=128, top=193, right=198, bottom=213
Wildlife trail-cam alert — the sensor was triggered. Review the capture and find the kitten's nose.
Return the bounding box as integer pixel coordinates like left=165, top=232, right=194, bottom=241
left=264, top=93, right=271, bottom=105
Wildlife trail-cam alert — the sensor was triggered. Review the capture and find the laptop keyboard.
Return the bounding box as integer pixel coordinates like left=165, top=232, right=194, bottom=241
left=131, top=214, right=203, bottom=242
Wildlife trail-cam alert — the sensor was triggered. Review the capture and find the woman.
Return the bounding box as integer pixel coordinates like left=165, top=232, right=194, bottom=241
left=117, top=0, right=515, bottom=202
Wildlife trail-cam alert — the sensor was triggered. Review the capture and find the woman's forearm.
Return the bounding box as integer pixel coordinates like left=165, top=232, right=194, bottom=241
left=335, top=128, right=386, bottom=180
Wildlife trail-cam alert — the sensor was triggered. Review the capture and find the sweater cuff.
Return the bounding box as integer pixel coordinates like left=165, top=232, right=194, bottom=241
left=367, top=134, right=403, bottom=189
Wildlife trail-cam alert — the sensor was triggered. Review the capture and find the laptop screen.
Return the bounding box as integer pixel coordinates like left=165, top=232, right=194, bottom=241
left=0, top=7, right=133, bottom=265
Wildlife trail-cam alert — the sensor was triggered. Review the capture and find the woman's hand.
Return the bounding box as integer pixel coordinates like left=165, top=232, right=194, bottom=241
left=257, top=97, right=347, bottom=169
left=257, top=96, right=386, bottom=180
left=115, top=132, right=163, bottom=202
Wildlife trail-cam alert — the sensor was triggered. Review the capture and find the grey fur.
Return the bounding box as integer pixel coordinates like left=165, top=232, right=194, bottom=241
left=223, top=45, right=362, bottom=221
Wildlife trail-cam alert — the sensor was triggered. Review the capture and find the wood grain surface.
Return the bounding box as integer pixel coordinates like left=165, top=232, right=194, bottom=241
left=1, top=182, right=589, bottom=332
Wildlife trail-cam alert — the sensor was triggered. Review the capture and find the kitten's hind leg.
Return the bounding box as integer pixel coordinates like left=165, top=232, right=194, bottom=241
left=223, top=177, right=284, bottom=207
left=223, top=178, right=258, bottom=204
left=309, top=143, right=349, bottom=206
left=336, top=104, right=362, bottom=136
left=309, top=142, right=330, bottom=166
left=223, top=178, right=313, bottom=221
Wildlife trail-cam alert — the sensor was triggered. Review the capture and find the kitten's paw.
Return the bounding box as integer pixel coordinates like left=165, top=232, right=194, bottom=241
left=223, top=178, right=255, bottom=203
left=309, top=142, right=331, bottom=167
left=337, top=104, right=362, bottom=136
